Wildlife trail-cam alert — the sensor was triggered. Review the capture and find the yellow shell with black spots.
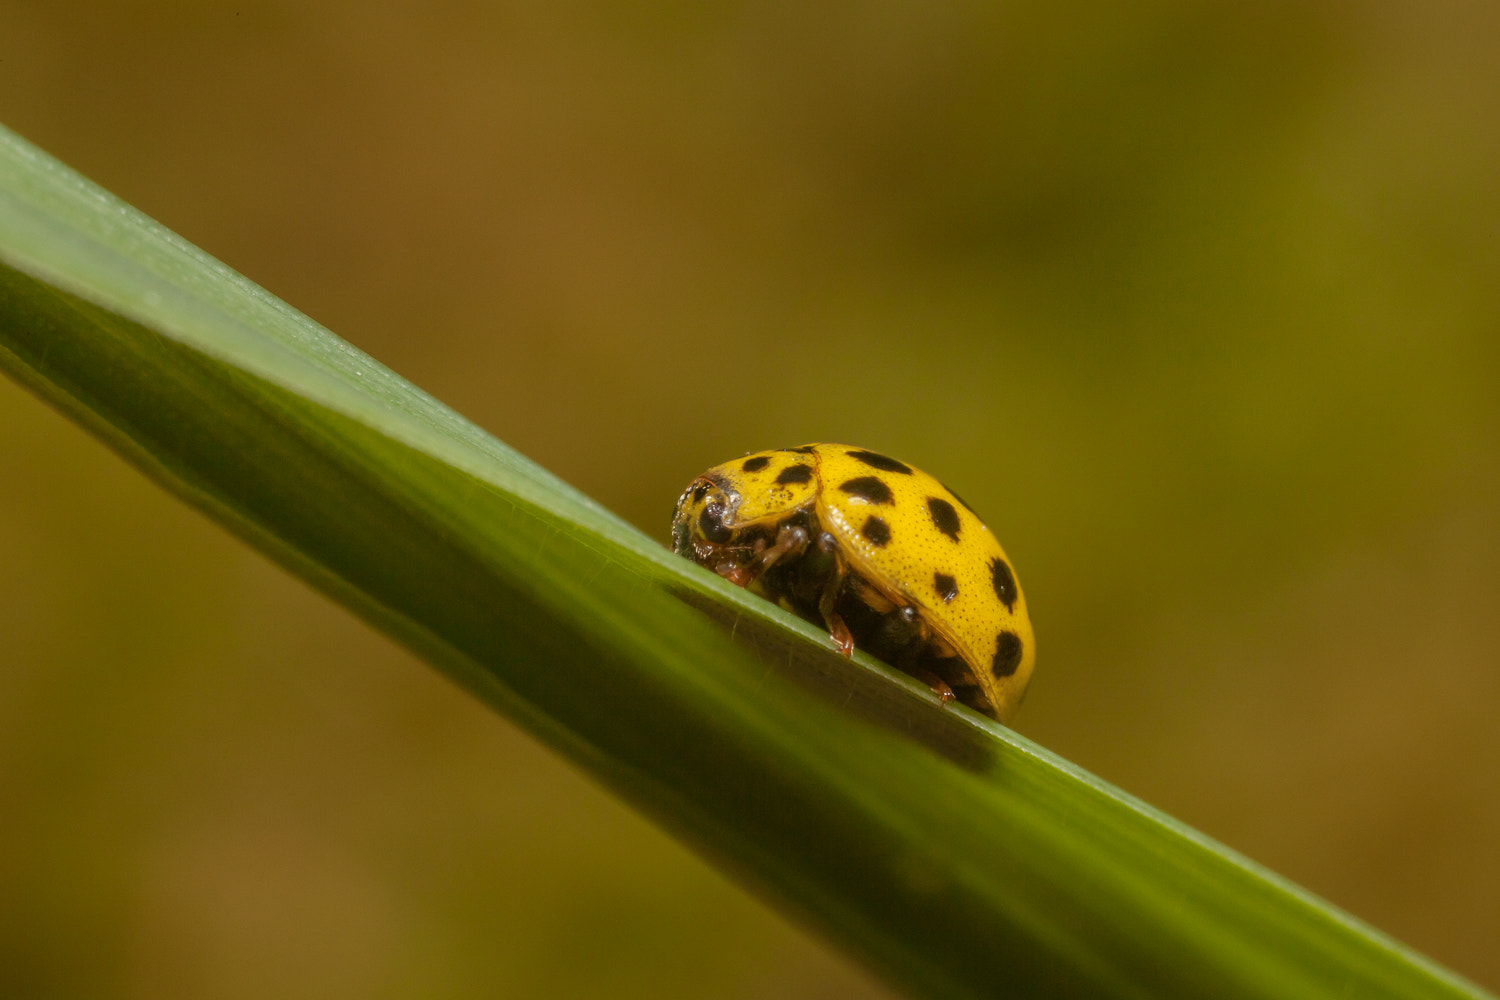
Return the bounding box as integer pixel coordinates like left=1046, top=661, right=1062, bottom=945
left=671, top=444, right=1034, bottom=722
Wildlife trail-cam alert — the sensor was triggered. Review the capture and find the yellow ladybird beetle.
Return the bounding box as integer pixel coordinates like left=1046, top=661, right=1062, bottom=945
left=671, top=445, right=1034, bottom=722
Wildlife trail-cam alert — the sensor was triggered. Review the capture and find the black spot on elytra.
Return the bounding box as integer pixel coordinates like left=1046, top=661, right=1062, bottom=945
left=698, top=504, right=733, bottom=544
left=775, top=464, right=814, bottom=486
left=741, top=455, right=770, bottom=472
left=927, top=497, right=961, bottom=541
left=990, top=557, right=1018, bottom=611
left=934, top=572, right=958, bottom=604
left=861, top=515, right=891, bottom=548
left=786, top=445, right=818, bottom=454
left=839, top=476, right=894, bottom=505
left=992, top=631, right=1023, bottom=678
left=847, top=450, right=912, bottom=475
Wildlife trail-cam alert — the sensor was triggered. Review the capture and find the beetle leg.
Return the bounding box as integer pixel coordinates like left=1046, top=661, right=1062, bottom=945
left=886, top=606, right=954, bottom=703
left=911, top=668, right=957, bottom=705
left=814, top=532, right=856, bottom=656
left=723, top=524, right=808, bottom=587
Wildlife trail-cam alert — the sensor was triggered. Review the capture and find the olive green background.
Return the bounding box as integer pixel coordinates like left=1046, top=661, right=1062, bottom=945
left=2, top=2, right=1497, bottom=997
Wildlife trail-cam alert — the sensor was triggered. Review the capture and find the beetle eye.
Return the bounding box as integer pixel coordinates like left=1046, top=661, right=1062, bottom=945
left=698, top=501, right=734, bottom=544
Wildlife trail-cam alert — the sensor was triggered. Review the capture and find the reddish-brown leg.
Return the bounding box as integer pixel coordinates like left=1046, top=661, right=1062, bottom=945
left=824, top=610, right=856, bottom=657
left=912, top=668, right=957, bottom=705
left=813, top=532, right=856, bottom=656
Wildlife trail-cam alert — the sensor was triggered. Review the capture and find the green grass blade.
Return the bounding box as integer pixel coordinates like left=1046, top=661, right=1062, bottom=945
left=0, top=122, right=1488, bottom=1000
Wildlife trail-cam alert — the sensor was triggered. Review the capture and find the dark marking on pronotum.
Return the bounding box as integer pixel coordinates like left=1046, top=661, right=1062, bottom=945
left=847, top=450, right=913, bottom=475
left=992, top=631, right=1023, bottom=678
left=775, top=464, right=814, bottom=486
left=861, top=515, right=892, bottom=548
left=927, top=497, right=961, bottom=542
left=990, top=557, right=1018, bottom=611
left=839, top=476, right=894, bottom=505
left=787, top=445, right=819, bottom=454
left=934, top=572, right=959, bottom=604
left=741, top=455, right=770, bottom=472
left=690, top=482, right=710, bottom=504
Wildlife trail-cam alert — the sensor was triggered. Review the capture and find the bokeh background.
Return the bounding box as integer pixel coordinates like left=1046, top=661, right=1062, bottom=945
left=3, top=2, right=1498, bottom=997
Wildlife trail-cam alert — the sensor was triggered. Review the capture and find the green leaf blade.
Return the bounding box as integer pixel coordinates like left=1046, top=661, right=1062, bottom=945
left=1, top=122, right=1489, bottom=1000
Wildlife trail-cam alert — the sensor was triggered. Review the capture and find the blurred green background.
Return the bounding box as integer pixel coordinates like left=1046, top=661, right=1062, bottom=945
left=2, top=1, right=1498, bottom=997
